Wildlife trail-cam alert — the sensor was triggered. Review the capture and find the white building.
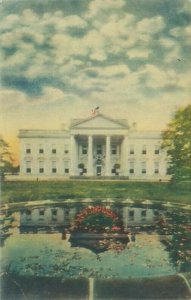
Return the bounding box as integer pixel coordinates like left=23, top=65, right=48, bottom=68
left=18, top=112, right=169, bottom=180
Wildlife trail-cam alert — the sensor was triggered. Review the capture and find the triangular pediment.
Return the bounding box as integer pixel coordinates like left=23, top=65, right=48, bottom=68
left=70, top=113, right=128, bottom=129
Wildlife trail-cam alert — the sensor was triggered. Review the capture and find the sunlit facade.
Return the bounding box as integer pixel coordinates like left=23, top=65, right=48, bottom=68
left=19, top=113, right=169, bottom=180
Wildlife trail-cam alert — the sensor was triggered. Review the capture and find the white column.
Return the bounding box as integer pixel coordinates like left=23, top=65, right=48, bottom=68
left=122, top=207, right=128, bottom=231
left=70, top=135, right=77, bottom=176
left=105, top=135, right=111, bottom=176
left=122, top=135, right=129, bottom=176
left=87, top=135, right=93, bottom=176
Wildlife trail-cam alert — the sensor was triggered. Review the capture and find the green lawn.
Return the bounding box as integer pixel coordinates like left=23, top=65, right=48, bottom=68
left=1, top=180, right=191, bottom=205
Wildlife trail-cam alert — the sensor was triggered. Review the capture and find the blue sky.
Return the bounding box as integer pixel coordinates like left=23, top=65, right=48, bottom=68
left=0, top=0, right=191, bottom=160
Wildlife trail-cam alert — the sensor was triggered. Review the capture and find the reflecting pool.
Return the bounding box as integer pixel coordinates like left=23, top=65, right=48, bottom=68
left=1, top=201, right=191, bottom=281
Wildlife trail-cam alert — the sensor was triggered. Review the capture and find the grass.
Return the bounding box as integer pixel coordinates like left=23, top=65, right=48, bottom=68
left=1, top=180, right=191, bottom=205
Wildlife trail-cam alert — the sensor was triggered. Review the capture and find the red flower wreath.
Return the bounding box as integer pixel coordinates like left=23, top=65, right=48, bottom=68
left=73, top=206, right=122, bottom=233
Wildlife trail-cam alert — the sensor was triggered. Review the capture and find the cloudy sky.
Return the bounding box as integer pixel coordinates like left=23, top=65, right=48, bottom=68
left=0, top=0, right=191, bottom=163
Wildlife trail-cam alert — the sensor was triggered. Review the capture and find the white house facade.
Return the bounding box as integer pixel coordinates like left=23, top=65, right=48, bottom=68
left=18, top=113, right=169, bottom=180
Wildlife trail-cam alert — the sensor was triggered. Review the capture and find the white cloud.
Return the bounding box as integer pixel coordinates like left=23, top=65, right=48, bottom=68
left=0, top=89, right=27, bottom=109
left=176, top=71, right=191, bottom=90
left=1, top=31, right=19, bottom=47
left=139, top=64, right=179, bottom=88
left=20, top=9, right=39, bottom=24
left=46, top=14, right=87, bottom=32
left=38, top=87, right=65, bottom=103
left=83, top=30, right=107, bottom=60
left=136, top=16, right=165, bottom=34
left=0, top=87, right=67, bottom=113
left=159, top=38, right=176, bottom=48
left=89, top=51, right=107, bottom=61
left=50, top=33, right=89, bottom=59
left=63, top=15, right=87, bottom=29
left=88, top=14, right=165, bottom=55
left=127, top=48, right=151, bottom=59
left=170, top=25, right=191, bottom=45
left=100, top=65, right=130, bottom=77
left=170, top=27, right=182, bottom=38
left=164, top=46, right=181, bottom=63
left=86, top=0, right=125, bottom=18
left=100, top=14, right=136, bottom=38
left=0, top=14, right=20, bottom=30
left=1, top=49, right=30, bottom=68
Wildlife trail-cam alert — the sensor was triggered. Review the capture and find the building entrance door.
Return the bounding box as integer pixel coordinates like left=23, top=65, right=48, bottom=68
left=96, top=166, right=102, bottom=176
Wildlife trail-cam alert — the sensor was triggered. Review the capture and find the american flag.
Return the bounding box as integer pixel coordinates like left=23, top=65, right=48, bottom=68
left=91, top=106, right=100, bottom=116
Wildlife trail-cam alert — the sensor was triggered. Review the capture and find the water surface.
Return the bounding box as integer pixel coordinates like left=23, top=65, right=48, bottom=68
left=1, top=201, right=191, bottom=280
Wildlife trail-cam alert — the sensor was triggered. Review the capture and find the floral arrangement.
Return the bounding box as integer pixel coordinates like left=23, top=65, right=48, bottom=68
left=73, top=206, right=122, bottom=233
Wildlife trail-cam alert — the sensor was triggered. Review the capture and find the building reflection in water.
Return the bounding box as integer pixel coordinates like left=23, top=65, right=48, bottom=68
left=19, top=205, right=160, bottom=235
left=20, top=206, right=78, bottom=233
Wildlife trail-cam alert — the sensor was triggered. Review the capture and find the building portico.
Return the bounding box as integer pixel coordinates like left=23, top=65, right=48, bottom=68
left=70, top=133, right=125, bottom=177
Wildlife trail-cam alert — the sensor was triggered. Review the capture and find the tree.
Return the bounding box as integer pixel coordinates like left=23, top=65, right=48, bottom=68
left=0, top=136, right=14, bottom=179
left=162, top=105, right=191, bottom=181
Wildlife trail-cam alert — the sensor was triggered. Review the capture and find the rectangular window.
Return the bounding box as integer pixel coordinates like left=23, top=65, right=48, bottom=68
left=26, top=209, right=32, bottom=215
left=83, top=168, right=87, bottom=174
left=52, top=209, right=57, bottom=216
left=111, top=144, right=117, bottom=155
left=154, top=161, right=159, bottom=174
left=26, top=149, right=31, bottom=154
left=39, top=161, right=44, bottom=173
left=26, top=144, right=31, bottom=154
left=52, top=209, right=57, bottom=221
left=52, top=161, right=56, bottom=173
left=129, top=161, right=134, bottom=174
left=129, top=210, right=134, bottom=220
left=64, top=160, right=69, bottom=174
left=39, top=209, right=45, bottom=220
left=142, top=145, right=147, bottom=155
left=154, top=145, right=160, bottom=154
left=155, top=149, right=159, bottom=155
left=141, top=210, right=147, bottom=220
left=129, top=145, right=134, bottom=155
left=26, top=209, right=32, bottom=220
left=51, top=144, right=56, bottom=154
left=64, top=144, right=69, bottom=154
left=97, top=145, right=102, bottom=155
left=64, top=161, right=69, bottom=174
left=141, top=210, right=147, bottom=217
left=39, top=209, right=45, bottom=216
left=141, top=162, right=146, bottom=174
left=26, top=161, right=31, bottom=173
left=38, top=144, right=44, bottom=154
left=82, top=145, right=87, bottom=155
